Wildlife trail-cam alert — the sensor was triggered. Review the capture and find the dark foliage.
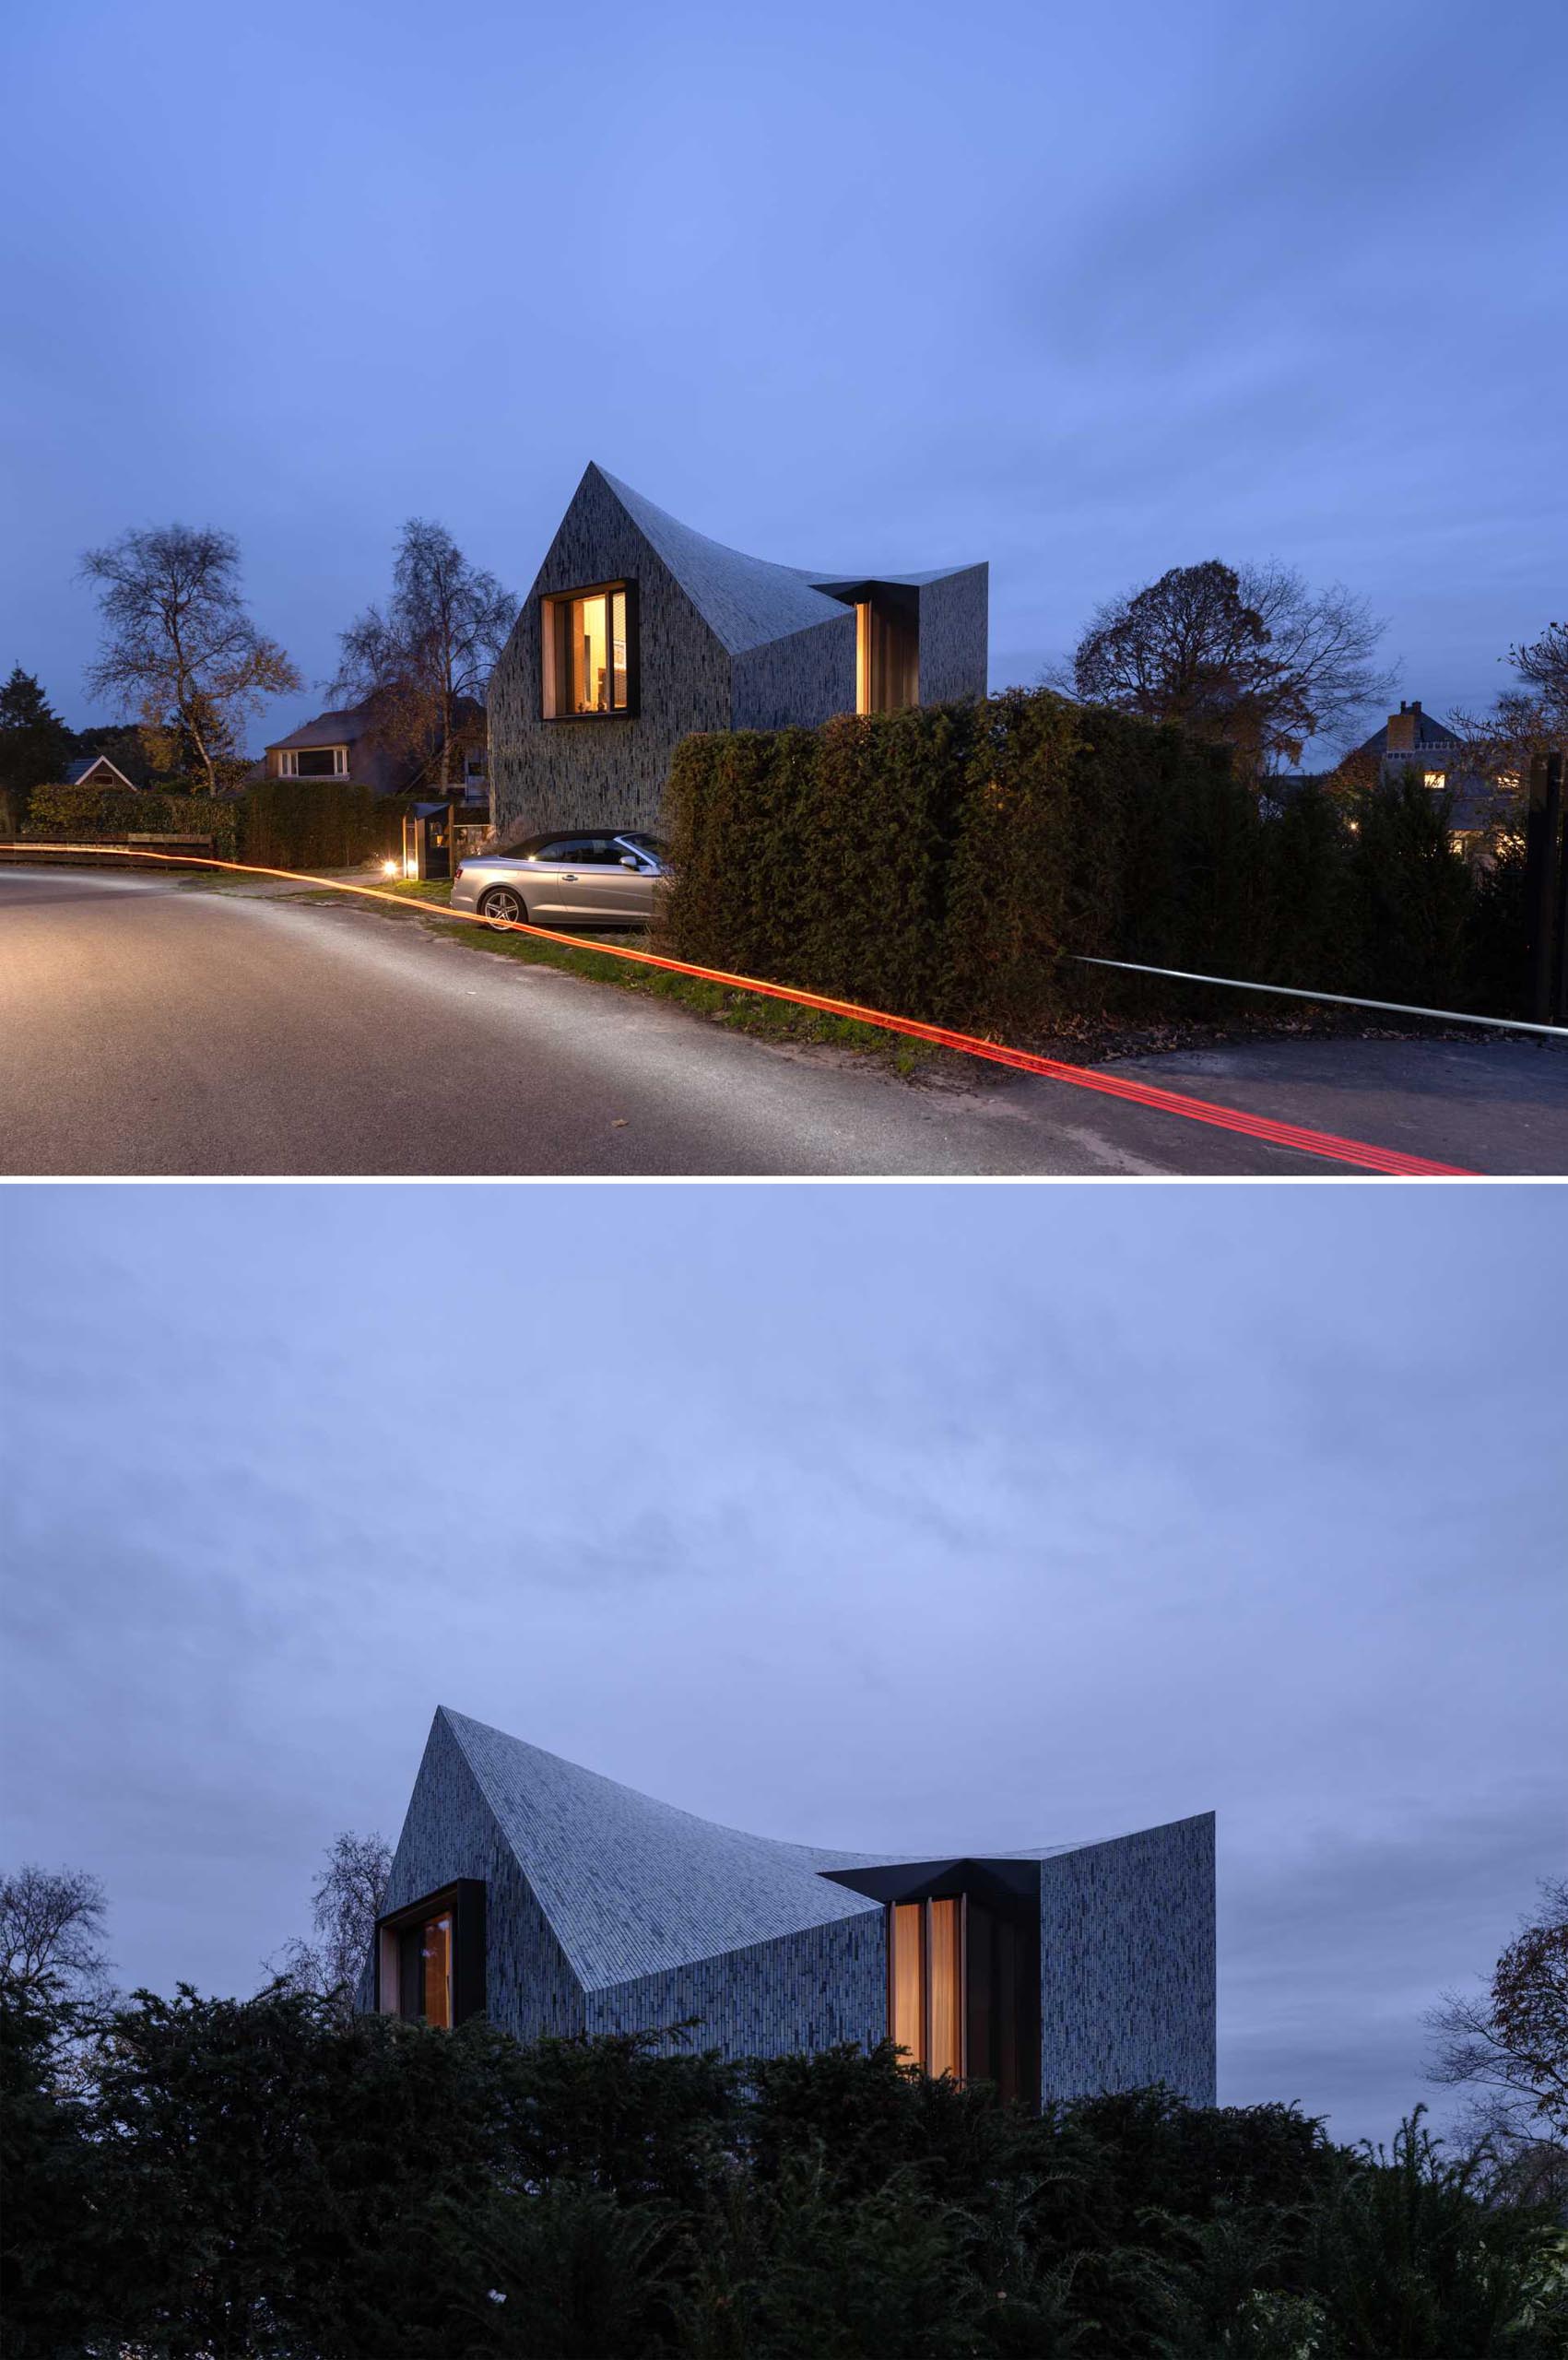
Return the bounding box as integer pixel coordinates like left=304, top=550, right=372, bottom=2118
left=5, top=1988, right=1566, bottom=2359
left=665, top=690, right=1525, bottom=1035
left=0, top=667, right=75, bottom=829
left=240, top=779, right=418, bottom=871
left=23, top=781, right=242, bottom=856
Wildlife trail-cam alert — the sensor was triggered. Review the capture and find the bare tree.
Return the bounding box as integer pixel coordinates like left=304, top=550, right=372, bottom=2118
left=1428, top=1874, right=1568, bottom=2201
left=0, top=1863, right=112, bottom=2003
left=1510, top=620, right=1568, bottom=718
left=267, top=1829, right=392, bottom=2013
left=79, top=524, right=302, bottom=794
left=331, top=519, right=517, bottom=790
left=1068, top=558, right=1394, bottom=777
left=1445, top=622, right=1568, bottom=812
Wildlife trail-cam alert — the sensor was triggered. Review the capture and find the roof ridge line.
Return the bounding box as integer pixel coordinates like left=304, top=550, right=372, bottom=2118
left=435, top=1706, right=587, bottom=1985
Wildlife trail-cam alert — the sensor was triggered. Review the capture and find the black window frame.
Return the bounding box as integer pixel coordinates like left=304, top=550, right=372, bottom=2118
left=541, top=579, right=639, bottom=722
left=373, top=1879, right=486, bottom=2026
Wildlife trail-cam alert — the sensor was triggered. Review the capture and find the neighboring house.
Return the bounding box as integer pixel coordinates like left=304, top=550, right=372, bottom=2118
left=1351, top=699, right=1515, bottom=850
left=261, top=704, right=489, bottom=804
left=359, top=1706, right=1216, bottom=2111
left=261, top=705, right=414, bottom=796
left=487, top=464, right=989, bottom=843
left=63, top=753, right=138, bottom=790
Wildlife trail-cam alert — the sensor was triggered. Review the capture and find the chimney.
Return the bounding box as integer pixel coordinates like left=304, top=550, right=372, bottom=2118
left=1386, top=701, right=1417, bottom=753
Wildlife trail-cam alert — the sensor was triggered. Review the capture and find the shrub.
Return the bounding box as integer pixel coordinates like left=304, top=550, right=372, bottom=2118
left=240, top=779, right=419, bottom=871
left=665, top=693, right=1519, bottom=1035
left=7, top=1990, right=1567, bottom=2360
left=22, top=782, right=240, bottom=857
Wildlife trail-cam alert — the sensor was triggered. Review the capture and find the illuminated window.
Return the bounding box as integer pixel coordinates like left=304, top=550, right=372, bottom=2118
left=886, top=1890, right=1037, bottom=2104
left=1423, top=771, right=1447, bottom=791
left=887, top=1896, right=963, bottom=2079
left=278, top=746, right=348, bottom=778
left=855, top=593, right=918, bottom=714
left=396, top=1911, right=452, bottom=2026
left=544, top=584, right=633, bottom=717
left=376, top=1882, right=485, bottom=2025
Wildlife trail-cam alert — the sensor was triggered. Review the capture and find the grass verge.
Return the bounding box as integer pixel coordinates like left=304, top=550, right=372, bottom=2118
left=297, top=879, right=945, bottom=1077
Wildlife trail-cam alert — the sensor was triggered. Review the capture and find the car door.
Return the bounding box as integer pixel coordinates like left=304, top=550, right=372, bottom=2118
left=559, top=836, right=649, bottom=926
left=526, top=837, right=595, bottom=921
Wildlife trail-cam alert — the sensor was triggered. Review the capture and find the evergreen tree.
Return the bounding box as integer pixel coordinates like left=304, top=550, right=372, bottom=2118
left=0, top=667, right=75, bottom=825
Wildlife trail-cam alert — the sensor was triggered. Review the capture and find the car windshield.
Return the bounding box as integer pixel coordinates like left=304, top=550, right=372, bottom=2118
left=617, top=834, right=669, bottom=856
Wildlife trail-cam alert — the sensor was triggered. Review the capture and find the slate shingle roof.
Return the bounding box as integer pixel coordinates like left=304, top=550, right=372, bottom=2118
left=265, top=706, right=373, bottom=753
left=438, top=1708, right=1099, bottom=1991
left=594, top=467, right=980, bottom=661
left=1354, top=706, right=1462, bottom=757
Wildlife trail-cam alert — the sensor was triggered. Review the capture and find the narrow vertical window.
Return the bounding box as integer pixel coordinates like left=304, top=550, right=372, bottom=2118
left=422, top=1911, right=453, bottom=2029
left=928, top=1896, right=962, bottom=2080
left=611, top=588, right=629, bottom=710
left=572, top=592, right=608, bottom=713
left=890, top=1900, right=925, bottom=2065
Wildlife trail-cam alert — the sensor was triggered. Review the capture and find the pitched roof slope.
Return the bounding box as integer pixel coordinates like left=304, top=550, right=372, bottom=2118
left=265, top=706, right=374, bottom=752
left=593, top=467, right=848, bottom=658
left=1355, top=708, right=1462, bottom=756
left=439, top=1707, right=888, bottom=1989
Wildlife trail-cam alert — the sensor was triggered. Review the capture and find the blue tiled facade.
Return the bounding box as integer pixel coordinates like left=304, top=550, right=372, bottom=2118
left=364, top=1707, right=1215, bottom=2107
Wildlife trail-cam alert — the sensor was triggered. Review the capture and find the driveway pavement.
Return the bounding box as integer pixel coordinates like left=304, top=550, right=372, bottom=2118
left=2, top=867, right=1562, bottom=1176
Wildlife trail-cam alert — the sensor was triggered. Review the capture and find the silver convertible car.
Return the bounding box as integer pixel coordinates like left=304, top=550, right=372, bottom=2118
left=449, top=831, right=668, bottom=930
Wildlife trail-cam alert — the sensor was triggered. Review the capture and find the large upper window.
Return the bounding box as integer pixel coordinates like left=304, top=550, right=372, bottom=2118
left=376, top=1881, right=485, bottom=2026
left=543, top=584, right=633, bottom=717
left=278, top=746, right=348, bottom=778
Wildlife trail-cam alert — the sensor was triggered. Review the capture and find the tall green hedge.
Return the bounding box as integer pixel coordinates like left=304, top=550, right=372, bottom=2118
left=665, top=691, right=1507, bottom=1032
left=240, top=779, right=418, bottom=871
left=22, top=783, right=240, bottom=857
left=18, top=778, right=423, bottom=872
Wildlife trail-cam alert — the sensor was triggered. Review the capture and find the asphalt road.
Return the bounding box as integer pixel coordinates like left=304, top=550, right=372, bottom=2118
left=2, top=867, right=1564, bottom=1176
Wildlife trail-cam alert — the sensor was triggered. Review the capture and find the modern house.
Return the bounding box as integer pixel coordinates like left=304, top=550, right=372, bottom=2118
left=261, top=705, right=414, bottom=796
left=260, top=705, right=488, bottom=802
left=360, top=1706, right=1216, bottom=2110
left=486, top=465, right=989, bottom=844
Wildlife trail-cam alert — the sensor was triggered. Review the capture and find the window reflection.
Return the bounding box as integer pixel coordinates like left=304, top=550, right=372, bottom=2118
left=422, top=1912, right=453, bottom=2029
left=928, top=1897, right=961, bottom=2080
left=890, top=1901, right=925, bottom=2064
left=548, top=584, right=632, bottom=715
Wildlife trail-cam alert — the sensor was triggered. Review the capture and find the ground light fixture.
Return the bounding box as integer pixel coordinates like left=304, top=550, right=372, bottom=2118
left=381, top=858, right=399, bottom=879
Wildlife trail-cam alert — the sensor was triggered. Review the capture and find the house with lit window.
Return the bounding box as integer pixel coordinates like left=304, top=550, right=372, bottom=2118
left=1351, top=699, right=1517, bottom=852
left=360, top=1706, right=1215, bottom=2110
left=260, top=704, right=487, bottom=801
left=485, top=465, right=989, bottom=844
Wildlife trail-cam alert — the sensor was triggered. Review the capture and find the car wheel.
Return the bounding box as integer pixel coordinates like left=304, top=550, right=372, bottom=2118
left=478, top=885, right=529, bottom=930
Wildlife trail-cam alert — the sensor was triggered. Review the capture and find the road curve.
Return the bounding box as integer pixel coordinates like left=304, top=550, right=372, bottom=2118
left=1, top=868, right=1561, bottom=1176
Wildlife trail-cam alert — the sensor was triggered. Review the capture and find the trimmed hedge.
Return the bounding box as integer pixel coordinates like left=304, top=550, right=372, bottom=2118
left=18, top=779, right=424, bottom=873
left=665, top=691, right=1513, bottom=1032
left=23, top=783, right=240, bottom=857
left=240, top=779, right=419, bottom=871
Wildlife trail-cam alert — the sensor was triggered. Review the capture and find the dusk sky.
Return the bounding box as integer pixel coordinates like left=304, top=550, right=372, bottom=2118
left=2, top=1182, right=1562, bottom=2149
left=5, top=0, right=1564, bottom=758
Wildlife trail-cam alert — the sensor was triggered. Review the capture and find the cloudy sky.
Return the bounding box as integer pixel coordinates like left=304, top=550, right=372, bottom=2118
left=2, top=1181, right=1562, bottom=2145
left=4, top=0, right=1563, bottom=755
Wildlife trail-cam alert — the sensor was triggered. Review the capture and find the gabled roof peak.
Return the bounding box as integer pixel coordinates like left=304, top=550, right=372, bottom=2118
left=573, top=466, right=980, bottom=660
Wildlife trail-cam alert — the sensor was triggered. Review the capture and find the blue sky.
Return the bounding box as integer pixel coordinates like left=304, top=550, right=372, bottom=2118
left=3, top=0, right=1563, bottom=754
left=2, top=1182, right=1563, bottom=2146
